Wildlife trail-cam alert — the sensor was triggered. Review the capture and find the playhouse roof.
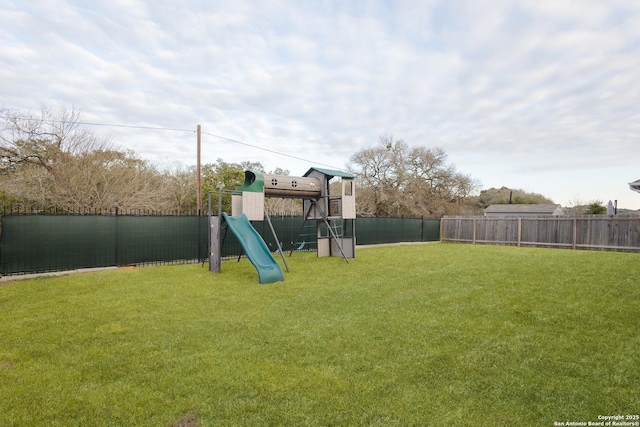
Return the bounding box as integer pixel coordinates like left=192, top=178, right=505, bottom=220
left=304, top=167, right=355, bottom=179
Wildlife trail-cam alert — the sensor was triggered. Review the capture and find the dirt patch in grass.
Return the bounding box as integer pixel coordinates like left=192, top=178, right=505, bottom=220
left=0, top=360, right=15, bottom=370
left=168, top=412, right=200, bottom=427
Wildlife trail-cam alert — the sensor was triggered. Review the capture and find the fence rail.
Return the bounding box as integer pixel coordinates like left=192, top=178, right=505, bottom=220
left=441, top=216, right=640, bottom=252
left=1, top=206, right=202, bottom=216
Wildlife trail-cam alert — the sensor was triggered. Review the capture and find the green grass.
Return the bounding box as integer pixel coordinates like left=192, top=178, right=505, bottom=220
left=0, top=243, right=639, bottom=426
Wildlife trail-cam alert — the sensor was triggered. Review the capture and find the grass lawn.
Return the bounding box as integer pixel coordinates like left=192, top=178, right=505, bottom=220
left=0, top=243, right=639, bottom=426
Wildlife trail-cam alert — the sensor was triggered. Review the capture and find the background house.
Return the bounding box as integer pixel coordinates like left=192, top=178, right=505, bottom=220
left=484, top=204, right=564, bottom=217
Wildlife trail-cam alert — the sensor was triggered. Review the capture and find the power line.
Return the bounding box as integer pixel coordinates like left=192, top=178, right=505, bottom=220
left=2, top=113, right=347, bottom=171
left=202, top=131, right=347, bottom=171
left=77, top=122, right=195, bottom=132
left=0, top=115, right=195, bottom=133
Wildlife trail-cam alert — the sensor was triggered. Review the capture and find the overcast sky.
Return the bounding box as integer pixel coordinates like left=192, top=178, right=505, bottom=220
left=2, top=0, right=640, bottom=209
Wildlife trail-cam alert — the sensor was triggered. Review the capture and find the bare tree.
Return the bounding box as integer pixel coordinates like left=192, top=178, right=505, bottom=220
left=0, top=106, right=167, bottom=210
left=348, top=135, right=401, bottom=216
left=162, top=163, right=198, bottom=212
left=348, top=135, right=480, bottom=217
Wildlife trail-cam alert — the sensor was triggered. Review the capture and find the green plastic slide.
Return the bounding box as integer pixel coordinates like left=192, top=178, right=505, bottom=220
left=222, top=212, right=285, bottom=284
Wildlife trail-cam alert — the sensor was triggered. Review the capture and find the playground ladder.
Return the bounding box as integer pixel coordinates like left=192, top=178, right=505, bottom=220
left=310, top=199, right=349, bottom=263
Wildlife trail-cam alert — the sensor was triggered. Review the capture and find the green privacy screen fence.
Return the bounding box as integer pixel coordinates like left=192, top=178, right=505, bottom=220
left=0, top=215, right=209, bottom=275
left=0, top=214, right=440, bottom=276
left=356, top=217, right=440, bottom=244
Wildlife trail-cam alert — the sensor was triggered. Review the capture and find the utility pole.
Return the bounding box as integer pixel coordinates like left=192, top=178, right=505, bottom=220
left=197, top=124, right=202, bottom=214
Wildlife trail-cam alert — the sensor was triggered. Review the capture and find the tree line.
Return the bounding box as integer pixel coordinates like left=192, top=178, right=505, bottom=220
left=1, top=106, right=554, bottom=217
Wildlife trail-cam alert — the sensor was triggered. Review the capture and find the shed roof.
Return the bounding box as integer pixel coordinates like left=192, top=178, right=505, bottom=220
left=304, top=167, right=355, bottom=179
left=484, top=204, right=562, bottom=214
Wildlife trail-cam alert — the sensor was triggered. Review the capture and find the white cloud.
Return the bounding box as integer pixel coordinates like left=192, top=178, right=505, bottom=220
left=1, top=0, right=640, bottom=208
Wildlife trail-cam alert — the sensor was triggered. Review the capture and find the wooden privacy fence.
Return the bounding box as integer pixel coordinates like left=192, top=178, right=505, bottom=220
left=441, top=216, right=640, bottom=252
